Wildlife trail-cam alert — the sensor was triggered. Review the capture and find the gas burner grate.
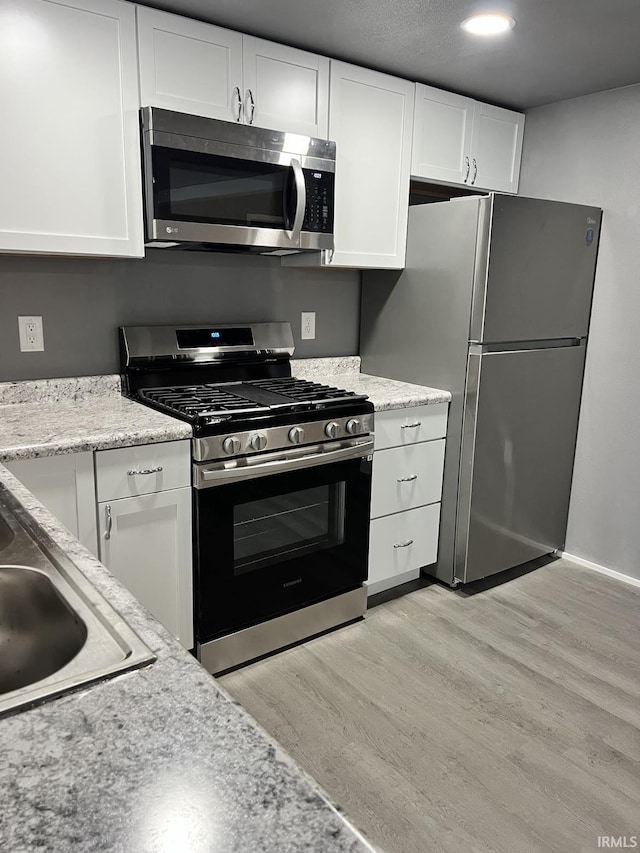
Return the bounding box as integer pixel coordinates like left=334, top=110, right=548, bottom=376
left=139, top=385, right=269, bottom=418
left=248, top=377, right=367, bottom=406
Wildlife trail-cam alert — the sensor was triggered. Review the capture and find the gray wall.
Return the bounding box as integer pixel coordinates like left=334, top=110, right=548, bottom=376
left=0, top=251, right=360, bottom=381
left=519, top=83, right=640, bottom=581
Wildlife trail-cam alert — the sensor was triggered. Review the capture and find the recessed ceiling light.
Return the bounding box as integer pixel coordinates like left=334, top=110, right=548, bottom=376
left=461, top=14, right=515, bottom=35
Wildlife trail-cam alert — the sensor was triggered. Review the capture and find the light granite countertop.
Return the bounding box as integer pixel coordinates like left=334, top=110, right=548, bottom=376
left=0, top=377, right=192, bottom=462
left=0, top=364, right=449, bottom=464
left=292, top=357, right=451, bottom=411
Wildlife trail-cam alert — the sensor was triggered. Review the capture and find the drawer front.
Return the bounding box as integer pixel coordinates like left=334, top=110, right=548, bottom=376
left=371, top=440, right=445, bottom=518
left=96, top=441, right=191, bottom=502
left=368, top=503, right=440, bottom=587
left=374, top=403, right=448, bottom=450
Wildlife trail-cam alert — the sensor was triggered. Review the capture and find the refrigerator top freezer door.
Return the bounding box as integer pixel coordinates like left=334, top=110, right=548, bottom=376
left=470, top=195, right=601, bottom=344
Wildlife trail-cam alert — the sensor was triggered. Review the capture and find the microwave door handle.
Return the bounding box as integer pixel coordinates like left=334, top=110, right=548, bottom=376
left=287, top=158, right=306, bottom=244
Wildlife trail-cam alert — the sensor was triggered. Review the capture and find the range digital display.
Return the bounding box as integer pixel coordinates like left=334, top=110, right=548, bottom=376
left=176, top=327, right=254, bottom=349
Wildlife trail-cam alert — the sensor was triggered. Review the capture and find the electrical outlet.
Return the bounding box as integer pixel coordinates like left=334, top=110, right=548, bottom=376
left=18, top=316, right=44, bottom=352
left=301, top=311, right=316, bottom=340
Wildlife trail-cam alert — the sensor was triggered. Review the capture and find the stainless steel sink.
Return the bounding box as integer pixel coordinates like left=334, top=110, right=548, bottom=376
left=0, top=515, right=14, bottom=552
left=0, top=483, right=154, bottom=716
left=0, top=567, right=88, bottom=694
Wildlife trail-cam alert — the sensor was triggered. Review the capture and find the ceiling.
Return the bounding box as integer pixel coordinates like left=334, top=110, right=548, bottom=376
left=139, top=0, right=640, bottom=110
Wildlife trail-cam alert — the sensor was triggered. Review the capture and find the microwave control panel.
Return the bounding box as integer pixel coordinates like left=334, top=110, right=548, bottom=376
left=302, top=170, right=334, bottom=233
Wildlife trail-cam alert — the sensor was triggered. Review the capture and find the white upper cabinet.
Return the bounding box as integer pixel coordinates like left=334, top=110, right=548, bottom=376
left=411, top=83, right=524, bottom=194
left=137, top=6, right=243, bottom=122
left=137, top=7, right=329, bottom=137
left=242, top=37, right=329, bottom=137
left=411, top=86, right=474, bottom=185
left=327, top=62, right=415, bottom=269
left=0, top=0, right=143, bottom=257
left=469, top=101, right=525, bottom=194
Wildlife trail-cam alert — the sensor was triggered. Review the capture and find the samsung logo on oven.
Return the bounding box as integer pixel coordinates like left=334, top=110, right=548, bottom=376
left=283, top=578, right=303, bottom=588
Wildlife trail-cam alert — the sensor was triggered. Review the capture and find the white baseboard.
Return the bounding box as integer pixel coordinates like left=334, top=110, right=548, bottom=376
left=560, top=551, right=640, bottom=589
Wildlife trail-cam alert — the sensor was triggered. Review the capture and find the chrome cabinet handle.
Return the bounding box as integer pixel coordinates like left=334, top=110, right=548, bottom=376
left=400, top=422, right=422, bottom=429
left=287, top=158, right=306, bottom=244
left=464, top=155, right=470, bottom=183
left=245, top=88, right=255, bottom=124
left=232, top=86, right=243, bottom=121
left=397, top=474, right=418, bottom=483
left=104, top=504, right=112, bottom=540
left=472, top=158, right=478, bottom=185
left=127, top=466, right=163, bottom=476
left=394, top=539, right=414, bottom=549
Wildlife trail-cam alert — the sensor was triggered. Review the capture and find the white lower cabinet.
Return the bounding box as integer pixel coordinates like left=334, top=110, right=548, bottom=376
left=368, top=504, right=441, bottom=595
left=5, top=452, right=98, bottom=557
left=95, top=440, right=193, bottom=649
left=98, top=487, right=193, bottom=649
left=7, top=440, right=194, bottom=649
left=367, top=404, right=447, bottom=597
left=371, top=440, right=444, bottom=519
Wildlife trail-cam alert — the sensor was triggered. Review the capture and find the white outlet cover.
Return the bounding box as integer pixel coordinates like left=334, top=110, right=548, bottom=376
left=18, top=316, right=44, bottom=352
left=301, top=312, right=316, bottom=340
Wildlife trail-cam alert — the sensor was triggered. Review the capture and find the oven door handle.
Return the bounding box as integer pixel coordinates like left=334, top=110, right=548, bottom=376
left=286, top=157, right=306, bottom=245
left=195, top=439, right=374, bottom=488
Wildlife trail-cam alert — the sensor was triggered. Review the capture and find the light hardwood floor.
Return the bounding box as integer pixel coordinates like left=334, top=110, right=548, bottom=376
left=220, top=559, right=640, bottom=853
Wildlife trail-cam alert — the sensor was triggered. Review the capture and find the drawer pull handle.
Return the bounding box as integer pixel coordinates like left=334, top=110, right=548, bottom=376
left=104, top=504, right=112, bottom=540
left=394, top=539, right=414, bottom=549
left=397, top=474, right=418, bottom=483
left=401, top=422, right=422, bottom=429
left=127, top=466, right=163, bottom=476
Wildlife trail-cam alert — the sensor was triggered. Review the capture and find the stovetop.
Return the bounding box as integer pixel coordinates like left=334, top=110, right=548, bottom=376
left=136, top=377, right=373, bottom=436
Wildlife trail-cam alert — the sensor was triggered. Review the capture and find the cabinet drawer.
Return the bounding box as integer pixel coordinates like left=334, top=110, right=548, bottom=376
left=374, top=403, right=447, bottom=450
left=367, top=504, right=440, bottom=594
left=371, top=440, right=444, bottom=519
left=96, top=441, right=190, bottom=502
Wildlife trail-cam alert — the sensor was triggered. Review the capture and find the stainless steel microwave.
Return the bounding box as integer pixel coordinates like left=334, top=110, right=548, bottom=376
left=140, top=107, right=335, bottom=255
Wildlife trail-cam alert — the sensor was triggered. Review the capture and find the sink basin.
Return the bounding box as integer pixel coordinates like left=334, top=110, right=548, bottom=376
left=0, top=567, right=87, bottom=694
left=0, top=483, right=154, bottom=716
left=0, top=516, right=14, bottom=552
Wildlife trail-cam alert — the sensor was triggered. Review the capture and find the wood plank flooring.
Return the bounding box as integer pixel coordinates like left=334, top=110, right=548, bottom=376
left=219, top=560, right=640, bottom=853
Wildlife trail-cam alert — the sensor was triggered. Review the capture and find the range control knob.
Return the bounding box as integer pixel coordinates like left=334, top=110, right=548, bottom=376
left=250, top=433, right=268, bottom=451
left=222, top=437, right=241, bottom=455
left=288, top=426, right=305, bottom=445
left=346, top=419, right=361, bottom=435
left=324, top=421, right=340, bottom=439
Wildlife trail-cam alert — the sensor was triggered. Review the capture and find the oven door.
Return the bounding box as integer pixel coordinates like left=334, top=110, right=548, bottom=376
left=193, top=442, right=372, bottom=642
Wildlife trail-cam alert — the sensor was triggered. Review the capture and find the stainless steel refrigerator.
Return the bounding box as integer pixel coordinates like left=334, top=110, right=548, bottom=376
left=360, top=193, right=601, bottom=586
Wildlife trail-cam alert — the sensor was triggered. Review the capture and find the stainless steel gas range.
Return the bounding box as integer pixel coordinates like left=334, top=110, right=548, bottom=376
left=120, top=323, right=374, bottom=673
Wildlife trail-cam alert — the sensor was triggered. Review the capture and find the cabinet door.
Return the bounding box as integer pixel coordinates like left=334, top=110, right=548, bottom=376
left=371, top=440, right=445, bottom=519
left=470, top=102, right=524, bottom=193
left=5, top=453, right=98, bottom=557
left=367, top=503, right=440, bottom=596
left=242, top=37, right=329, bottom=137
left=137, top=6, right=243, bottom=122
left=328, top=62, right=414, bottom=269
left=411, top=84, right=474, bottom=185
left=98, top=488, right=193, bottom=649
left=0, top=0, right=143, bottom=257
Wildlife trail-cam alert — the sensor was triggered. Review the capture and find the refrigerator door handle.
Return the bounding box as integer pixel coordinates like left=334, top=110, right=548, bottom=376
left=476, top=338, right=586, bottom=354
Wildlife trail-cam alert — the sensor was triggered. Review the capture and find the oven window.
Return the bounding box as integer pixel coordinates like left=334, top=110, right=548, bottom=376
left=152, top=146, right=293, bottom=229
left=233, top=484, right=345, bottom=575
